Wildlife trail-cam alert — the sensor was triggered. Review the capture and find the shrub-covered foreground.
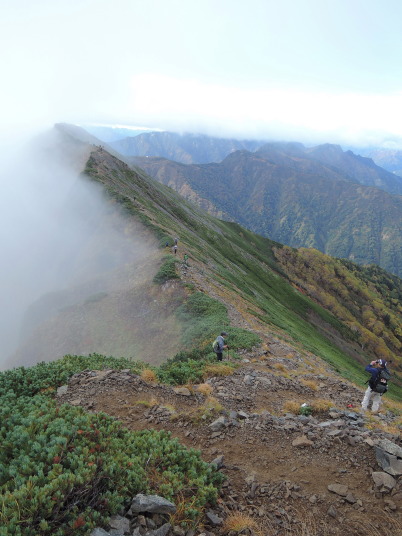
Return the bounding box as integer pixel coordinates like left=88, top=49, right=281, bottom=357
left=0, top=310, right=259, bottom=535
left=0, top=354, right=146, bottom=399
left=0, top=392, right=223, bottom=535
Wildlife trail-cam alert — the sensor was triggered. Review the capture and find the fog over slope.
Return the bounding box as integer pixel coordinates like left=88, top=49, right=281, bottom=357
left=0, top=129, right=156, bottom=370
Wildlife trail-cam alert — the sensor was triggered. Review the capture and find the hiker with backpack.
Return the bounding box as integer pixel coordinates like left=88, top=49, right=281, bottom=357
left=212, top=332, right=229, bottom=362
left=361, top=359, right=391, bottom=413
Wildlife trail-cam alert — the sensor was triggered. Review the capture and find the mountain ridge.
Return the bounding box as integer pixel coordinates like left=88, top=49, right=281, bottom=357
left=131, top=146, right=402, bottom=277
left=3, top=126, right=402, bottom=536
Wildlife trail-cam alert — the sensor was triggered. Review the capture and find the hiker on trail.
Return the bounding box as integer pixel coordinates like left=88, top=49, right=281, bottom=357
left=173, top=245, right=178, bottom=255
left=361, top=359, right=391, bottom=413
left=165, top=241, right=169, bottom=248
left=213, top=332, right=229, bottom=362
left=183, top=253, right=189, bottom=266
left=174, top=237, right=179, bottom=245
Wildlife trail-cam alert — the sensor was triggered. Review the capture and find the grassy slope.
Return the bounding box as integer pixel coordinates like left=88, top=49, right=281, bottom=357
left=83, top=147, right=402, bottom=400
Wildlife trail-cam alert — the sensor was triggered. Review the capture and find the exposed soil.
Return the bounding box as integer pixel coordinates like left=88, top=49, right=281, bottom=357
left=56, top=262, right=402, bottom=535
left=57, top=347, right=402, bottom=536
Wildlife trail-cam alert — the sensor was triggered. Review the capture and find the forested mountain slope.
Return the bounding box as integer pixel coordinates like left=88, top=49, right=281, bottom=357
left=131, top=148, right=402, bottom=278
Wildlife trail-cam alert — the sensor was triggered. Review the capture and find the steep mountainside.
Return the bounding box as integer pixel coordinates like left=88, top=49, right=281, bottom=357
left=104, top=127, right=402, bottom=196
left=359, top=147, right=402, bottom=177
left=13, top=126, right=402, bottom=392
left=302, top=143, right=402, bottom=195
left=132, top=148, right=402, bottom=278
left=4, top=129, right=402, bottom=535
left=109, top=131, right=263, bottom=164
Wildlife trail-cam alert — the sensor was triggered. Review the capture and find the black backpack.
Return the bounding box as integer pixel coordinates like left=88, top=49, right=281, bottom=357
left=369, top=368, right=391, bottom=394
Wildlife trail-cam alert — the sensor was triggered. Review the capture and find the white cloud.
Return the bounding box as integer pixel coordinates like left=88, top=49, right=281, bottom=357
left=125, top=74, right=402, bottom=146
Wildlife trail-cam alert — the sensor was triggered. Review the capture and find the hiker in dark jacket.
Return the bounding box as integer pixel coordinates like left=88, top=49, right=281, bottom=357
left=214, top=332, right=228, bottom=362
left=361, top=359, right=390, bottom=413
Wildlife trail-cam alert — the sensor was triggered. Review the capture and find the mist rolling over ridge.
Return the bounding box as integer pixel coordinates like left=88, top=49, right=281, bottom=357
left=0, top=129, right=166, bottom=370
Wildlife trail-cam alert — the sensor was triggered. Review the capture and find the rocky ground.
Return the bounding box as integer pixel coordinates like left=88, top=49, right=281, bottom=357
left=56, top=337, right=402, bottom=536
left=55, top=261, right=402, bottom=535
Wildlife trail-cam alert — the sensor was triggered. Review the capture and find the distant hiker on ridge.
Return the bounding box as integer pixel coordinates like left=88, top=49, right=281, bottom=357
left=173, top=245, right=178, bottom=255
left=361, top=359, right=391, bottom=414
left=174, top=237, right=179, bottom=245
left=212, top=332, right=229, bottom=362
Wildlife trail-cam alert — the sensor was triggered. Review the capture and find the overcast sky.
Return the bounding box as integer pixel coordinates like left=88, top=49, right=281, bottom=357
left=2, top=0, right=402, bottom=146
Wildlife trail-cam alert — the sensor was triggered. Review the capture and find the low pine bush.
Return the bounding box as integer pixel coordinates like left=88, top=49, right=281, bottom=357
left=177, top=292, right=260, bottom=352
left=0, top=354, right=145, bottom=398
left=0, top=393, right=223, bottom=535
left=153, top=255, right=179, bottom=284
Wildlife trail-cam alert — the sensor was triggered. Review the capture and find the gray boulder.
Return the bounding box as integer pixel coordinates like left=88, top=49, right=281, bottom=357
left=372, top=471, right=396, bottom=492
left=56, top=385, right=68, bottom=396
left=108, top=515, right=130, bottom=534
left=377, top=438, right=402, bottom=459
left=129, top=494, right=176, bottom=515
left=375, top=447, right=402, bottom=476
left=209, top=416, right=227, bottom=431
left=147, top=523, right=172, bottom=536
left=327, top=483, right=348, bottom=497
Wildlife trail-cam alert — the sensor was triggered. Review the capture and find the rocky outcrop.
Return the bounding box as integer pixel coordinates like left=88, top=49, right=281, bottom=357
left=57, top=358, right=402, bottom=535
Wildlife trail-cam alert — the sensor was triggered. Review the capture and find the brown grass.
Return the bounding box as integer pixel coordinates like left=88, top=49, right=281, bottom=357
left=351, top=514, right=402, bottom=536
left=283, top=400, right=302, bottom=414
left=383, top=398, right=402, bottom=416
left=283, top=510, right=329, bottom=536
left=203, top=364, right=235, bottom=379
left=221, top=512, right=264, bottom=536
left=196, top=383, right=213, bottom=396
left=141, top=368, right=158, bottom=383
left=300, top=378, right=318, bottom=391
left=134, top=396, right=158, bottom=408
left=310, top=398, right=333, bottom=413
left=273, top=362, right=287, bottom=372
left=168, top=492, right=202, bottom=527
left=188, top=396, right=223, bottom=424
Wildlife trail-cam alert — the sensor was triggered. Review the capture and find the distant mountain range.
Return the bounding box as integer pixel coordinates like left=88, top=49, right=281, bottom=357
left=129, top=140, right=402, bottom=277
left=109, top=131, right=263, bottom=164
left=356, top=147, right=402, bottom=177
left=74, top=125, right=402, bottom=277
left=86, top=124, right=402, bottom=179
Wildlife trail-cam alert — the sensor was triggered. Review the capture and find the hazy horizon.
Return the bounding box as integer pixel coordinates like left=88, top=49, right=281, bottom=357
left=2, top=1, right=402, bottom=148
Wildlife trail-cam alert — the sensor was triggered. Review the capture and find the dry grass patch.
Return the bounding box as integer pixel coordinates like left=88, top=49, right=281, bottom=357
left=188, top=396, right=224, bottom=424
left=221, top=512, right=264, bottom=536
left=260, top=342, right=270, bottom=352
left=383, top=398, right=402, bottom=416
left=283, top=400, right=302, bottom=415
left=134, top=396, right=159, bottom=408
left=273, top=362, right=287, bottom=372
left=160, top=403, right=176, bottom=414
left=365, top=417, right=401, bottom=436
left=196, top=383, right=214, bottom=396
left=203, top=364, right=235, bottom=379
left=141, top=368, right=158, bottom=383
left=300, top=378, right=318, bottom=391
left=353, top=514, right=402, bottom=536
left=283, top=510, right=329, bottom=536
left=310, top=398, right=333, bottom=414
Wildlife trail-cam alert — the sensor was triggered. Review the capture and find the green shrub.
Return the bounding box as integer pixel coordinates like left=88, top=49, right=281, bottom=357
left=157, top=357, right=215, bottom=385
left=0, top=393, right=223, bottom=535
left=177, top=292, right=260, bottom=351
left=0, top=354, right=145, bottom=398
left=153, top=255, right=179, bottom=284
